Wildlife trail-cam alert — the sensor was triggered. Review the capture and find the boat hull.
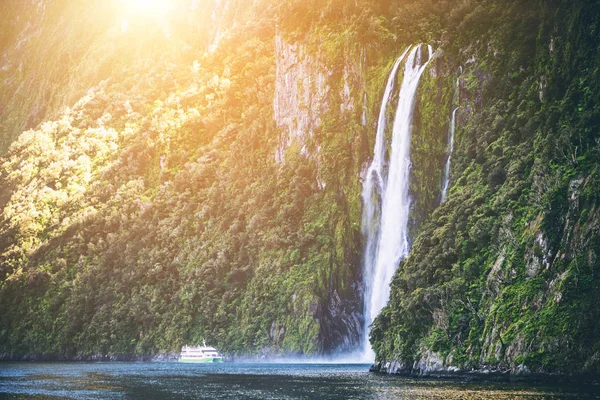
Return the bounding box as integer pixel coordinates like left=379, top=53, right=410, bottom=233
left=179, top=357, right=223, bottom=363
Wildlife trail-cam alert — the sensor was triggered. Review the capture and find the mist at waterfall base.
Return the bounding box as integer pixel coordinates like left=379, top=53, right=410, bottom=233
left=357, top=44, right=433, bottom=362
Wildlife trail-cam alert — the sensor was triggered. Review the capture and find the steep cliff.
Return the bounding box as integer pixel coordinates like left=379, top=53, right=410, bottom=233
left=0, top=0, right=366, bottom=358
left=370, top=0, right=600, bottom=377
left=0, top=0, right=599, bottom=374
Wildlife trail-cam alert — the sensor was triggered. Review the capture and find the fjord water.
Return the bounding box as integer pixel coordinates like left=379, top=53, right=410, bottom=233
left=360, top=44, right=433, bottom=361
left=1, top=362, right=599, bottom=400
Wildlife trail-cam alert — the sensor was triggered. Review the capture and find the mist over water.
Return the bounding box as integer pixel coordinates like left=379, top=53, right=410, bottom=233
left=359, top=44, right=433, bottom=362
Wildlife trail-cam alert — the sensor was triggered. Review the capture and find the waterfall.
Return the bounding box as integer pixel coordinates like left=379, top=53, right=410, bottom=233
left=441, top=107, right=459, bottom=202
left=441, top=69, right=461, bottom=203
left=360, top=44, right=433, bottom=361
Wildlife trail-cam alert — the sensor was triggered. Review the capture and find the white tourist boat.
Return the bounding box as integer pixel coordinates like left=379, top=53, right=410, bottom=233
left=179, top=341, right=223, bottom=363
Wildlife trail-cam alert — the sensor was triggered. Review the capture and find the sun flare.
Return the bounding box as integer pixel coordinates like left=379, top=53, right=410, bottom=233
left=120, top=0, right=172, bottom=18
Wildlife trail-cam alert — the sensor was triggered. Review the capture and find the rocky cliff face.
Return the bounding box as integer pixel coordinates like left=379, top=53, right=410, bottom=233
left=273, top=32, right=328, bottom=163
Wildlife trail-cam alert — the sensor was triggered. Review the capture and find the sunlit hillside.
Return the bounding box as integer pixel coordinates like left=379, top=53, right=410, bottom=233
left=1, top=0, right=367, bottom=358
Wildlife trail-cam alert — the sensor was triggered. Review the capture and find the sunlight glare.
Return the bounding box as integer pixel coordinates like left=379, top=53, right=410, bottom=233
left=121, top=0, right=172, bottom=18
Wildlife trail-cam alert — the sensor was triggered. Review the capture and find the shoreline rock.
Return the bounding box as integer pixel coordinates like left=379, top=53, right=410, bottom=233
left=369, top=361, right=600, bottom=384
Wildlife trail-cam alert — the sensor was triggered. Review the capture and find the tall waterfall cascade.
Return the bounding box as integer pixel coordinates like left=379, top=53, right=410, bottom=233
left=360, top=44, right=433, bottom=361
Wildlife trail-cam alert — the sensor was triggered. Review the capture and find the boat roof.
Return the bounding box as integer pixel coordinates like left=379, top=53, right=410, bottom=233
left=181, top=345, right=218, bottom=351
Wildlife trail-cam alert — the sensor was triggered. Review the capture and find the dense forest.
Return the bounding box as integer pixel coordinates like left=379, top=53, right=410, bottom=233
left=1, top=0, right=599, bottom=377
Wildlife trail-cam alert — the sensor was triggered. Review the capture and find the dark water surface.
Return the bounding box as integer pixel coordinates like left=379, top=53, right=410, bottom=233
left=1, top=362, right=599, bottom=399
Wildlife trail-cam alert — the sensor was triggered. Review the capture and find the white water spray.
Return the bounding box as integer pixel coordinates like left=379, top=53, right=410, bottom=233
left=441, top=107, right=459, bottom=202
left=360, top=44, right=433, bottom=361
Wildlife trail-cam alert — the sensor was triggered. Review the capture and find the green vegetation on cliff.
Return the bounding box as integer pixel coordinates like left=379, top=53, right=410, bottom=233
left=0, top=0, right=599, bottom=375
left=371, top=0, right=600, bottom=375
left=0, top=0, right=367, bottom=358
